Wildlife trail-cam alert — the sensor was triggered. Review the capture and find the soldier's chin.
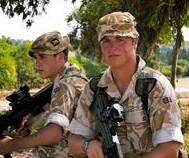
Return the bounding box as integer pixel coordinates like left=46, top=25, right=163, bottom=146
left=39, top=72, right=47, bottom=78
left=41, top=74, right=49, bottom=79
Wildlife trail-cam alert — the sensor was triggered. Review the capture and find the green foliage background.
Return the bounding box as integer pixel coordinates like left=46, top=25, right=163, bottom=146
left=156, top=45, right=189, bottom=77
left=0, top=36, right=188, bottom=89
left=68, top=0, right=188, bottom=62
left=0, top=37, right=44, bottom=89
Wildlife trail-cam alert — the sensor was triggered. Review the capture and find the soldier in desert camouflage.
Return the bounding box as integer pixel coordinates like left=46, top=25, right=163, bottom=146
left=0, top=31, right=87, bottom=158
left=68, top=12, right=184, bottom=158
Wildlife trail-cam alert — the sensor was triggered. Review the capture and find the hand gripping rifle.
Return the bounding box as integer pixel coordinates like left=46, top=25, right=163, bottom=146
left=0, top=84, right=53, bottom=158
left=90, top=87, right=124, bottom=158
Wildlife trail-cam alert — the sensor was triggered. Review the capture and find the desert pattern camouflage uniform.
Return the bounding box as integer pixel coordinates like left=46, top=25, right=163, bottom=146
left=29, top=62, right=87, bottom=158
left=69, top=57, right=183, bottom=158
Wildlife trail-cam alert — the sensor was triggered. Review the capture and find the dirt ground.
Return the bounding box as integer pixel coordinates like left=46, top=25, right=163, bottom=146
left=176, top=77, right=189, bottom=88
left=176, top=77, right=189, bottom=104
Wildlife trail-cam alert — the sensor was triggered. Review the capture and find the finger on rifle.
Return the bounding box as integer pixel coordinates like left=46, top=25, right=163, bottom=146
left=87, top=140, right=104, bottom=158
left=0, top=136, right=12, bottom=144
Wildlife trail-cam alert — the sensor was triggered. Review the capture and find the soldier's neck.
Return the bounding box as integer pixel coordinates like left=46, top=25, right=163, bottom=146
left=111, top=61, right=137, bottom=95
left=50, top=65, right=65, bottom=82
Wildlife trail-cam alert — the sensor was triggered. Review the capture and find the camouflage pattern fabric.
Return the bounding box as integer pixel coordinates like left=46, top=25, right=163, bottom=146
left=97, top=12, right=139, bottom=41
left=29, top=31, right=70, bottom=57
left=29, top=62, right=87, bottom=158
left=69, top=57, right=183, bottom=158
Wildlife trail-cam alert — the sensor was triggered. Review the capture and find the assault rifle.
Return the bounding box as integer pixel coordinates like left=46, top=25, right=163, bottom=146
left=90, top=87, right=124, bottom=158
left=0, top=84, right=53, bottom=158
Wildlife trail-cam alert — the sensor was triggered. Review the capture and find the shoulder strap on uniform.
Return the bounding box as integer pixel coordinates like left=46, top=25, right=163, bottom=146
left=68, top=74, right=88, bottom=82
left=89, top=74, right=109, bottom=112
left=59, top=71, right=88, bottom=120
left=135, top=68, right=157, bottom=121
left=135, top=78, right=156, bottom=121
left=61, top=73, right=88, bottom=82
left=89, top=74, right=103, bottom=93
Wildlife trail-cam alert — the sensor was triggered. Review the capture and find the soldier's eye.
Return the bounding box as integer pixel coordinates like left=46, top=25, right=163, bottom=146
left=101, top=37, right=110, bottom=44
left=39, top=54, right=47, bottom=59
left=115, top=36, right=125, bottom=42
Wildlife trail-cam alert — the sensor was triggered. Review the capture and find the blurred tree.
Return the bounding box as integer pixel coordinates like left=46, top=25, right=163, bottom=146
left=12, top=40, right=44, bottom=87
left=0, top=36, right=18, bottom=88
left=68, top=0, right=188, bottom=60
left=0, top=37, right=44, bottom=89
left=0, top=0, right=50, bottom=26
left=67, top=0, right=121, bottom=59
left=169, top=0, right=188, bottom=87
left=0, top=55, right=17, bottom=89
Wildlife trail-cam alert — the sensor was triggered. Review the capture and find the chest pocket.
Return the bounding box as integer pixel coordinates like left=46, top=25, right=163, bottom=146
left=118, top=97, right=148, bottom=125
left=123, top=104, right=147, bottom=124
left=116, top=100, right=151, bottom=149
left=51, top=85, right=64, bottom=108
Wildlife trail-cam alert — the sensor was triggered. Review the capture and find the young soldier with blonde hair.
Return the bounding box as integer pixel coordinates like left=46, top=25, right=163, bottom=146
left=68, top=12, right=183, bottom=158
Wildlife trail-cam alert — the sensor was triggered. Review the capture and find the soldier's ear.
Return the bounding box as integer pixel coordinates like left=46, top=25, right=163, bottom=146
left=56, top=52, right=65, bottom=62
left=132, top=38, right=138, bottom=50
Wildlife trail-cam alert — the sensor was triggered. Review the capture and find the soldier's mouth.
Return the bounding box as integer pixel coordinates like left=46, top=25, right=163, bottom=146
left=108, top=54, right=120, bottom=58
left=37, top=69, right=43, bottom=73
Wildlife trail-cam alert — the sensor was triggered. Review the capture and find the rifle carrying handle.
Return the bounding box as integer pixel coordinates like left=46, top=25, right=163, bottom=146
left=3, top=153, right=12, bottom=158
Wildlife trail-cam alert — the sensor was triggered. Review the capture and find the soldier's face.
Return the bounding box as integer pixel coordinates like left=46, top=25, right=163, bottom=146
left=33, top=53, right=62, bottom=78
left=100, top=36, right=137, bottom=69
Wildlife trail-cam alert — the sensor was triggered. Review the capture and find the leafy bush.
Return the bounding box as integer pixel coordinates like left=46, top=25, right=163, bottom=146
left=177, top=59, right=189, bottom=76
left=156, top=45, right=189, bottom=77
left=184, top=132, right=189, bottom=153
left=180, top=104, right=189, bottom=153
left=0, top=55, right=17, bottom=89
left=182, top=115, right=189, bottom=153
left=157, top=64, right=171, bottom=77
left=0, top=37, right=46, bottom=89
left=10, top=40, right=45, bottom=88
left=177, top=65, right=186, bottom=77
left=69, top=54, right=107, bottom=78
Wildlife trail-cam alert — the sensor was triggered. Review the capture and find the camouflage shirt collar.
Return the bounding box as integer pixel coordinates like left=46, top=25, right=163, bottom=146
left=60, top=62, right=71, bottom=78
left=60, top=62, right=82, bottom=79
left=132, top=56, right=146, bottom=79
left=54, top=62, right=82, bottom=84
left=53, top=62, right=68, bottom=85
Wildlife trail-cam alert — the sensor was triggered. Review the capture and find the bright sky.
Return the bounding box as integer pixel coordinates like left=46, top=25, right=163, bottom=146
left=0, top=0, right=80, bottom=41
left=0, top=0, right=188, bottom=41
left=183, top=27, right=189, bottom=41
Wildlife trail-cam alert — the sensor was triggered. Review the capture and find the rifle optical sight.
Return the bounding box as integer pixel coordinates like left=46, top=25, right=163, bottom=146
left=6, top=85, right=30, bottom=105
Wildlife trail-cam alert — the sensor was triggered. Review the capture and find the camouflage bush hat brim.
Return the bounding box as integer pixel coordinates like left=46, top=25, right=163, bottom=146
left=97, top=12, right=139, bottom=41
left=29, top=31, right=70, bottom=57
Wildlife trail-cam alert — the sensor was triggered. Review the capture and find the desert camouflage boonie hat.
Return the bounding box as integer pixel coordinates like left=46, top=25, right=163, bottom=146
left=29, top=31, right=70, bottom=57
left=97, top=12, right=139, bottom=41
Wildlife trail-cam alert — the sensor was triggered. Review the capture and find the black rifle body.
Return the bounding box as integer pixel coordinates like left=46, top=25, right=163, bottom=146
left=0, top=84, right=53, bottom=158
left=90, top=87, right=122, bottom=158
